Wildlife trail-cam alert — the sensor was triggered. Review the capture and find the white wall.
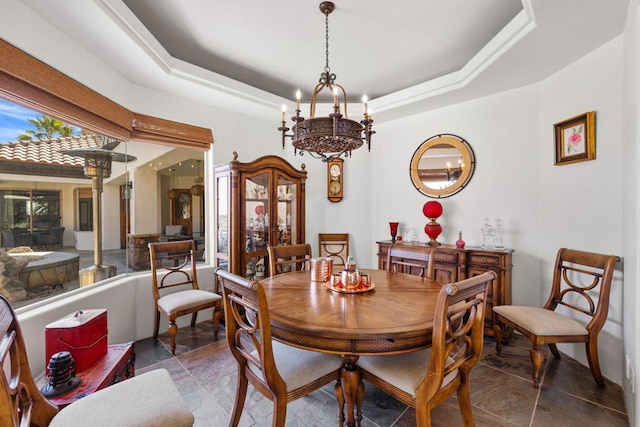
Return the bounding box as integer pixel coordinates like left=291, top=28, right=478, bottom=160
left=370, top=86, right=541, bottom=304
left=623, top=1, right=640, bottom=424
left=538, top=35, right=626, bottom=384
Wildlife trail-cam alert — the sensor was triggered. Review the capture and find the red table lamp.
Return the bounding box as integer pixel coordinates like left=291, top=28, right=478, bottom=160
left=423, top=201, right=443, bottom=246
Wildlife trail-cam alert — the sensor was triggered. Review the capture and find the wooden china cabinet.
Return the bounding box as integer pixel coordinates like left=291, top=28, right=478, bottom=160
left=377, top=240, right=513, bottom=338
left=215, top=153, right=307, bottom=280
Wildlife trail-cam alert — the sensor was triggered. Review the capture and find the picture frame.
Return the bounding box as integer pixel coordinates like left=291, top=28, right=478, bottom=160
left=554, top=111, right=595, bottom=166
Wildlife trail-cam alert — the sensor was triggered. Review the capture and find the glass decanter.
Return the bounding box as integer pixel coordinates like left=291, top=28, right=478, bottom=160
left=481, top=218, right=495, bottom=249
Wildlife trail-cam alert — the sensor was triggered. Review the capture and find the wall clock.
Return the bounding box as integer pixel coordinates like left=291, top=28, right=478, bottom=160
left=327, top=158, right=343, bottom=202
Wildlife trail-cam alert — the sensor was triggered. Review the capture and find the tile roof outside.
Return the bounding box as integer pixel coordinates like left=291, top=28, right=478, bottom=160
left=0, top=134, right=104, bottom=167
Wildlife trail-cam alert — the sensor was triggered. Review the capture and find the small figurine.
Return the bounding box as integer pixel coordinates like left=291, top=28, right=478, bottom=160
left=246, top=261, right=255, bottom=275
left=255, top=263, right=265, bottom=279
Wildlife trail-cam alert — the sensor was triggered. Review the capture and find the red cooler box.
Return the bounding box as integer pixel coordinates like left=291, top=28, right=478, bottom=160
left=45, top=309, right=108, bottom=374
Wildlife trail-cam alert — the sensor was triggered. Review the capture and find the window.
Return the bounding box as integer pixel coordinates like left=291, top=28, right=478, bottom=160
left=0, top=39, right=213, bottom=310
left=0, top=189, right=60, bottom=231
left=77, top=188, right=93, bottom=231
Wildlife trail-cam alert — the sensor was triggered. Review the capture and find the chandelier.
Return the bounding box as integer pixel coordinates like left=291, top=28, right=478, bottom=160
left=191, top=159, right=204, bottom=196
left=167, top=168, right=178, bottom=199
left=278, top=1, right=374, bottom=162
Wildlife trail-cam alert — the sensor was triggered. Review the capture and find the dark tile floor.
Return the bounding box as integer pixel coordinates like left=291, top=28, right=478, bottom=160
left=135, top=322, right=628, bottom=426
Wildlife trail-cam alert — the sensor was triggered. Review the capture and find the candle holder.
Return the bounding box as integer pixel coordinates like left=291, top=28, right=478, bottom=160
left=423, top=201, right=443, bottom=246
left=389, top=222, right=399, bottom=242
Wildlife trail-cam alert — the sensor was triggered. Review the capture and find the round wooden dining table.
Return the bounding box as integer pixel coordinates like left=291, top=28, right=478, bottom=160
left=260, top=268, right=442, bottom=427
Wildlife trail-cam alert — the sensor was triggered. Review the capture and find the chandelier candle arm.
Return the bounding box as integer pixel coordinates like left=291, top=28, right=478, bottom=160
left=277, top=1, right=374, bottom=162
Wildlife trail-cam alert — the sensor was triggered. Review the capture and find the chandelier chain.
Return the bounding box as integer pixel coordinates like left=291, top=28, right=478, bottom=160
left=324, top=11, right=330, bottom=74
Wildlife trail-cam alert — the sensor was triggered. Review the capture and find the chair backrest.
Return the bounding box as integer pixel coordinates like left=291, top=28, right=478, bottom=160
left=0, top=295, right=59, bottom=427
left=267, top=243, right=312, bottom=276
left=148, top=240, right=200, bottom=303
left=419, top=271, right=495, bottom=399
left=2, top=229, right=14, bottom=248
left=214, top=268, right=286, bottom=394
left=164, top=225, right=186, bottom=236
left=386, top=244, right=435, bottom=279
left=318, top=233, right=349, bottom=265
left=544, top=248, right=618, bottom=333
left=51, top=227, right=65, bottom=244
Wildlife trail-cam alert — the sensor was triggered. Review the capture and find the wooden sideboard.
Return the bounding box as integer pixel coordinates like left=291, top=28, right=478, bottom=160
left=377, top=240, right=513, bottom=338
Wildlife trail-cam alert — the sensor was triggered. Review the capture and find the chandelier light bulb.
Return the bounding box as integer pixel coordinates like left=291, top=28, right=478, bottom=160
left=296, top=90, right=301, bottom=110
left=281, top=104, right=286, bottom=122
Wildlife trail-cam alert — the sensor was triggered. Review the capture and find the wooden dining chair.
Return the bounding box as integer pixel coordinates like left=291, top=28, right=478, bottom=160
left=318, top=233, right=349, bottom=265
left=358, top=271, right=496, bottom=427
left=0, top=295, right=194, bottom=427
left=149, top=240, right=222, bottom=355
left=493, top=248, right=618, bottom=387
left=267, top=243, right=312, bottom=276
left=214, top=268, right=343, bottom=427
left=386, top=243, right=435, bottom=279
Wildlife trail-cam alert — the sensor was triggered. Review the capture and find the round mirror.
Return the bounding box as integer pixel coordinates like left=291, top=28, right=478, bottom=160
left=409, top=134, right=476, bottom=198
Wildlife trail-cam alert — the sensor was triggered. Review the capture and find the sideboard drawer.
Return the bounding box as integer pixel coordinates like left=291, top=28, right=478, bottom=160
left=432, top=251, right=458, bottom=264
left=468, top=253, right=502, bottom=267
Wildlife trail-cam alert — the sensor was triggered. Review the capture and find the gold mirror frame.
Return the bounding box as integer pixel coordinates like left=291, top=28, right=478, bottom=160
left=409, top=134, right=476, bottom=198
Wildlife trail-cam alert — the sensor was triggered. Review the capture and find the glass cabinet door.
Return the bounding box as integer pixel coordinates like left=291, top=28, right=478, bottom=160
left=215, top=175, right=229, bottom=270
left=276, top=174, right=298, bottom=246
left=244, top=172, right=270, bottom=279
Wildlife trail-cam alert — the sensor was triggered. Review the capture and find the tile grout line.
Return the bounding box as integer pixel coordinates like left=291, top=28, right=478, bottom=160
left=529, top=348, right=552, bottom=427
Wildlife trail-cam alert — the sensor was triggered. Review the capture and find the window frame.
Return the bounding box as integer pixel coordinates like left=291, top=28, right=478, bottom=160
left=0, top=40, right=213, bottom=148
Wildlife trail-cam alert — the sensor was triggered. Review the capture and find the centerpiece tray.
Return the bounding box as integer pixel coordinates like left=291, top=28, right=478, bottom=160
left=324, top=281, right=375, bottom=294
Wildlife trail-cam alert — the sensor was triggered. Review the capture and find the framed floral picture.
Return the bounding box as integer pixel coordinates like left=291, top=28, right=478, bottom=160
left=554, top=111, right=595, bottom=165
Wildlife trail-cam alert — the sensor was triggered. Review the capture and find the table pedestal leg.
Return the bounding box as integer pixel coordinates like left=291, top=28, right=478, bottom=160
left=335, top=355, right=364, bottom=427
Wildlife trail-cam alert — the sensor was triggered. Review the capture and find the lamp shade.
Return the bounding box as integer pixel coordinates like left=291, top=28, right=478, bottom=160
left=423, top=201, right=443, bottom=219
left=190, top=184, right=204, bottom=196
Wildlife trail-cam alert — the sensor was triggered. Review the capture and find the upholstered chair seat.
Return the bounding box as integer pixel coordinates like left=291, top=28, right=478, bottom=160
left=358, top=349, right=457, bottom=398
left=49, top=369, right=194, bottom=427
left=157, top=289, right=220, bottom=315
left=249, top=341, right=344, bottom=392
left=493, top=306, right=588, bottom=337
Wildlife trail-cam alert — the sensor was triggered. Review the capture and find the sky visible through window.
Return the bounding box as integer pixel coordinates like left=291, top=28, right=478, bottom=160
left=0, top=98, right=80, bottom=142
